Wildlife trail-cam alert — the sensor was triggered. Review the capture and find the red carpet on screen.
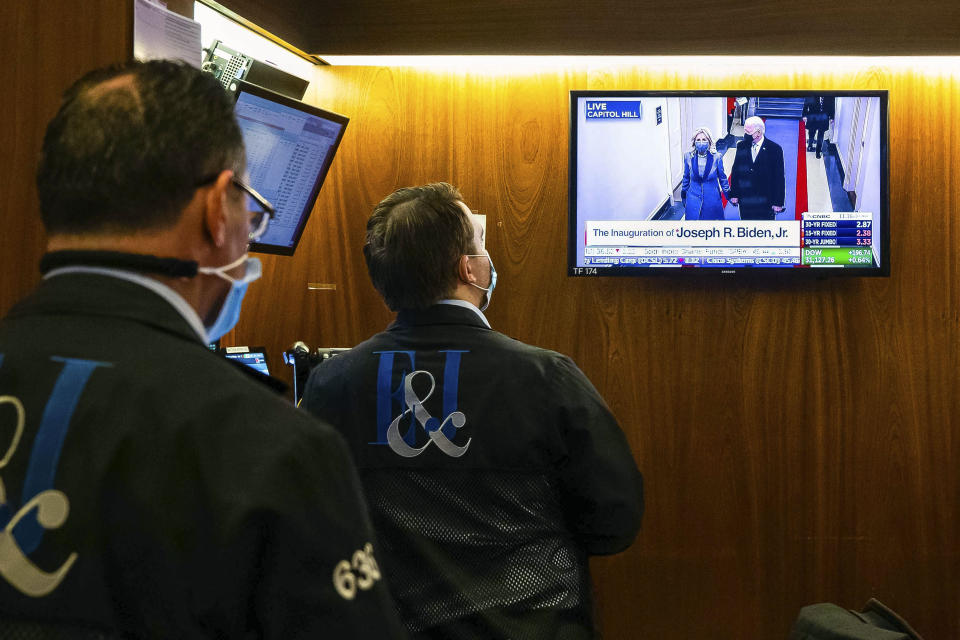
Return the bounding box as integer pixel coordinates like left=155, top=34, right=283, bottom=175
left=795, top=119, right=808, bottom=220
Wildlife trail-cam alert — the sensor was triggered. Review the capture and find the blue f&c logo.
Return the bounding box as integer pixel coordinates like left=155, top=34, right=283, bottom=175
left=0, top=354, right=110, bottom=597
left=373, top=350, right=472, bottom=458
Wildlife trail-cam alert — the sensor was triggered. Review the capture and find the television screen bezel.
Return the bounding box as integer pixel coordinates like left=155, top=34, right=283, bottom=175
left=567, top=89, right=890, bottom=278
left=230, top=79, right=349, bottom=257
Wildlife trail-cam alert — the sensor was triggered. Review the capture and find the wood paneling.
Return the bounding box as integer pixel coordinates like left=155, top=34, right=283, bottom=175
left=217, top=0, right=960, bottom=55
left=229, top=60, right=960, bottom=638
left=0, top=1, right=133, bottom=314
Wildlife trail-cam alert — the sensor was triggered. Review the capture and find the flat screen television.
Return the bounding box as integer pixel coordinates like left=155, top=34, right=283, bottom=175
left=229, top=79, right=349, bottom=256
left=568, top=91, right=889, bottom=276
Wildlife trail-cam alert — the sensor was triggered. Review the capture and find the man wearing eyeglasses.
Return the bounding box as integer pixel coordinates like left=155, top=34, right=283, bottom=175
left=0, top=60, right=404, bottom=638
left=300, top=183, right=644, bottom=640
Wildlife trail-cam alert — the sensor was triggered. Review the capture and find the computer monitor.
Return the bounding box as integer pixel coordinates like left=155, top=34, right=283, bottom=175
left=229, top=79, right=349, bottom=256
left=223, top=346, right=270, bottom=376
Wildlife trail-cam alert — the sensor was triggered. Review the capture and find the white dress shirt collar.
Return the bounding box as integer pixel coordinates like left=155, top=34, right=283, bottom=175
left=751, top=135, right=765, bottom=160
left=436, top=299, right=491, bottom=328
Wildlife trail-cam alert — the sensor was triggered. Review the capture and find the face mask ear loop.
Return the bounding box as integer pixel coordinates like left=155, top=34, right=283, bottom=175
left=465, top=254, right=495, bottom=312
left=198, top=253, right=249, bottom=282
left=463, top=254, right=490, bottom=291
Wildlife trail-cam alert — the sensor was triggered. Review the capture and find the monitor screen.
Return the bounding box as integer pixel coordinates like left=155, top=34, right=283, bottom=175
left=569, top=91, right=889, bottom=276
left=223, top=346, right=270, bottom=376
left=230, top=79, right=349, bottom=256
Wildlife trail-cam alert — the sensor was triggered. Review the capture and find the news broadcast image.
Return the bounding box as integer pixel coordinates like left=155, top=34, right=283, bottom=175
left=572, top=94, right=883, bottom=271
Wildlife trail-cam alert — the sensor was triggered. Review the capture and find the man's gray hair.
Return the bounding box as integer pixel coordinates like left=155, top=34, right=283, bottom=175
left=744, top=116, right=765, bottom=135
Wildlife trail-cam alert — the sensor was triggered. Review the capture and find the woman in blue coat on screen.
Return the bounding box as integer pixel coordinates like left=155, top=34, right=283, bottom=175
left=681, top=126, right=731, bottom=220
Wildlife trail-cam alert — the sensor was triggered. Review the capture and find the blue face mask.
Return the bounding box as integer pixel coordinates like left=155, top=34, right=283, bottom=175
left=695, top=141, right=709, bottom=153
left=467, top=254, right=497, bottom=312
left=198, top=255, right=262, bottom=342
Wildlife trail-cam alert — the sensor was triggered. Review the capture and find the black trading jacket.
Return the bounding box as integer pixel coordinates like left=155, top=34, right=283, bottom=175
left=301, top=303, right=644, bottom=640
left=0, top=272, right=405, bottom=639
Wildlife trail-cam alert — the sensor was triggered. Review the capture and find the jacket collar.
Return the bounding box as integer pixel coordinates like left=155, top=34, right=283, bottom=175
left=8, top=272, right=290, bottom=395
left=7, top=272, right=204, bottom=345
left=391, top=303, right=491, bottom=331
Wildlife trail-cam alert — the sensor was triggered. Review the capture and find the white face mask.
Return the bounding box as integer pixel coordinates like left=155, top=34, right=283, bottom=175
left=197, top=254, right=262, bottom=342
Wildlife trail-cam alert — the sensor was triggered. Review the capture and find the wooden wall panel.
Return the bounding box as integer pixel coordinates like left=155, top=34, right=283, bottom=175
left=0, top=0, right=133, bottom=315
left=229, top=60, right=960, bottom=638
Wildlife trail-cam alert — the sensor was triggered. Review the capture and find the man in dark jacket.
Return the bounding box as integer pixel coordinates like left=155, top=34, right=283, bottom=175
left=802, top=95, right=836, bottom=158
left=301, top=183, right=644, bottom=640
left=0, top=60, right=404, bottom=639
left=729, top=116, right=786, bottom=220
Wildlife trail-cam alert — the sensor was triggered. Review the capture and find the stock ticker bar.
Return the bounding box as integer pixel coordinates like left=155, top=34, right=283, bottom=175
left=801, top=212, right=874, bottom=265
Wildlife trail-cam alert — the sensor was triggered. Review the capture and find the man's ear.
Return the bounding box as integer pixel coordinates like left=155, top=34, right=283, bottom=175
left=457, top=254, right=475, bottom=285
left=202, top=170, right=234, bottom=248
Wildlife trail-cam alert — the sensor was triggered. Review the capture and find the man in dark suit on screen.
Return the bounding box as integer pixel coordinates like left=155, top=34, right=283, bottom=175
left=802, top=95, right=836, bottom=158
left=729, top=116, right=786, bottom=220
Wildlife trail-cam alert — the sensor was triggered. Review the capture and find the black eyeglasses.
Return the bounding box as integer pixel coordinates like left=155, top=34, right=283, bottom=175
left=194, top=173, right=276, bottom=241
